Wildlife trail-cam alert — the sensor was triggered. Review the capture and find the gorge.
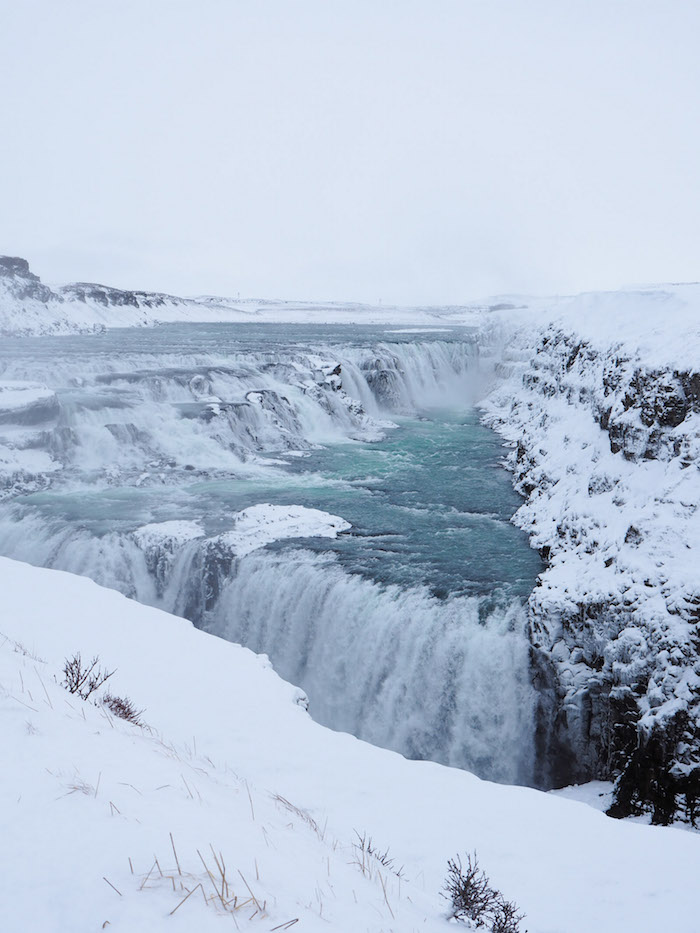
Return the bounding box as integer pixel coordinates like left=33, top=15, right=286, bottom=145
left=1, top=256, right=699, bottom=824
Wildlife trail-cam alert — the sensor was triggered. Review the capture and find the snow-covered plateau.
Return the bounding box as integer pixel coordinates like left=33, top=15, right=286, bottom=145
left=1, top=256, right=700, bottom=929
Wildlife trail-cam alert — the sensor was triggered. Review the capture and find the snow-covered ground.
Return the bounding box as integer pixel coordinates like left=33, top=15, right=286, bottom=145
left=4, top=255, right=700, bottom=342
left=217, top=504, right=351, bottom=557
left=3, top=554, right=699, bottom=933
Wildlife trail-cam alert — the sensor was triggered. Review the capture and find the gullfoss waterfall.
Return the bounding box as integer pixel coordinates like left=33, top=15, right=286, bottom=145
left=0, top=324, right=542, bottom=785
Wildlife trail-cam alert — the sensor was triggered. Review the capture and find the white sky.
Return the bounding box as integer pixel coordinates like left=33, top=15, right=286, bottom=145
left=2, top=0, right=699, bottom=304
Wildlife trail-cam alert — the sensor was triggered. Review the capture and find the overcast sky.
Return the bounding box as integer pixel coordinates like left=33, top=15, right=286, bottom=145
left=2, top=0, right=699, bottom=304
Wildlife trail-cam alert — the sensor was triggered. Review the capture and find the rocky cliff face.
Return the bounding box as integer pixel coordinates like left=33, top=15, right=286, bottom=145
left=484, top=323, right=700, bottom=823
left=0, top=256, right=60, bottom=307
left=58, top=281, right=188, bottom=309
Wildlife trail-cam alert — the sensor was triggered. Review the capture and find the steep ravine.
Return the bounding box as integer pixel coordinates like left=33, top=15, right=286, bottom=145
left=485, top=324, right=700, bottom=823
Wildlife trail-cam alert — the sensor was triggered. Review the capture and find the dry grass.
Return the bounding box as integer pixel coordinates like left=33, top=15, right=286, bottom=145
left=134, top=836, right=272, bottom=926
left=0, top=632, right=45, bottom=663
left=271, top=793, right=324, bottom=839
left=62, top=777, right=96, bottom=797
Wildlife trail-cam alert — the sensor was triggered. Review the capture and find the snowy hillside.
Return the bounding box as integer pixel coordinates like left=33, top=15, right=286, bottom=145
left=2, top=554, right=699, bottom=933
left=0, top=257, right=239, bottom=335
left=0, top=256, right=494, bottom=333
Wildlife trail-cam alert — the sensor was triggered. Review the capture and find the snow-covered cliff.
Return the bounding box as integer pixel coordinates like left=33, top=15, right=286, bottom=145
left=0, top=255, right=220, bottom=334
left=484, top=290, right=700, bottom=823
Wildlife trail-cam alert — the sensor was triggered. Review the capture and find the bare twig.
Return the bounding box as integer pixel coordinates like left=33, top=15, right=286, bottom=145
left=102, top=877, right=122, bottom=897
left=169, top=882, right=203, bottom=916
left=139, top=859, right=157, bottom=890
left=170, top=832, right=182, bottom=876
left=245, top=780, right=255, bottom=821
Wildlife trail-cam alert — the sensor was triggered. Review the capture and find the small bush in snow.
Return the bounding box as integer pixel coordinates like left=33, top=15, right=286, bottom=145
left=443, top=852, right=524, bottom=932
left=444, top=852, right=497, bottom=925
left=491, top=899, right=526, bottom=933
left=62, top=652, right=114, bottom=700
left=102, top=692, right=144, bottom=725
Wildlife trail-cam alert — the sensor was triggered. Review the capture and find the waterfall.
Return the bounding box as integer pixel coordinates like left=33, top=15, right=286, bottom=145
left=0, top=337, right=483, bottom=480
left=0, top=506, right=535, bottom=785
left=0, top=328, right=537, bottom=786
left=208, top=548, right=535, bottom=785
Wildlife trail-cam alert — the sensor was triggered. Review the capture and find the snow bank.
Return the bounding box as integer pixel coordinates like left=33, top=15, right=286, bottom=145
left=132, top=521, right=205, bottom=550
left=542, top=284, right=700, bottom=369
left=1, top=555, right=699, bottom=932
left=219, top=504, right=351, bottom=557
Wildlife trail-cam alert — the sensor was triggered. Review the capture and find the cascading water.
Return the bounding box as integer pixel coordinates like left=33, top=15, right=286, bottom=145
left=207, top=549, right=535, bottom=785
left=0, top=323, right=542, bottom=785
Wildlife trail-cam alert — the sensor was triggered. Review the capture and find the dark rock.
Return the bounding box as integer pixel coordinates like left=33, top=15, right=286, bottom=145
left=0, top=256, right=31, bottom=276
left=59, top=282, right=183, bottom=309
left=624, top=525, right=643, bottom=546
left=0, top=255, right=58, bottom=304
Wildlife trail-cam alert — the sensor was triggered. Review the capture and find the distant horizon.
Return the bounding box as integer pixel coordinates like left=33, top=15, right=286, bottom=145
left=4, top=250, right=698, bottom=310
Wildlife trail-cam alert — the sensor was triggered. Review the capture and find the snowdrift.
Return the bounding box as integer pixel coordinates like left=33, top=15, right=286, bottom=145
left=1, top=556, right=698, bottom=933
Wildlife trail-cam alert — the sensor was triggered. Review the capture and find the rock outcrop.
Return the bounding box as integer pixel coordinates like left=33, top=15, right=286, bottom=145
left=0, top=256, right=60, bottom=308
